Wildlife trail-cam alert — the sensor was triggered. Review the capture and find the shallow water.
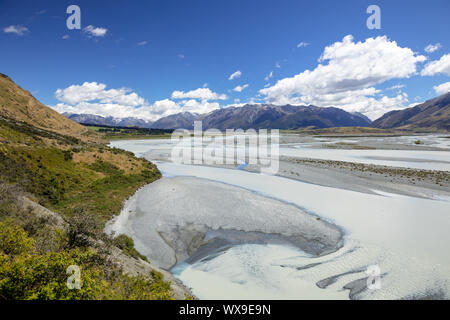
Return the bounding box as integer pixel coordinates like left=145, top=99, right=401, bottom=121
left=280, top=147, right=450, bottom=170
left=111, top=134, right=450, bottom=171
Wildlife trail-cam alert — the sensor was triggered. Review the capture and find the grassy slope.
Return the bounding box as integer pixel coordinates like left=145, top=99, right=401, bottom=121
left=0, top=116, right=161, bottom=218
left=0, top=115, right=181, bottom=300
left=0, top=74, right=89, bottom=140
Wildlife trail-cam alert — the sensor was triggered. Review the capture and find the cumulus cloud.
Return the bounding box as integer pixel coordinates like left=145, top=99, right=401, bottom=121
left=259, top=35, right=426, bottom=119
left=228, top=70, right=242, bottom=80
left=297, top=42, right=309, bottom=48
left=421, top=53, right=450, bottom=76
left=53, top=82, right=154, bottom=121
left=433, top=82, right=450, bottom=95
left=3, top=25, right=29, bottom=36
left=171, top=88, right=228, bottom=100
left=232, top=84, right=249, bottom=92
left=424, top=43, right=442, bottom=53
left=51, top=82, right=224, bottom=121
left=55, top=82, right=145, bottom=106
left=179, top=99, right=220, bottom=114
left=83, top=25, right=107, bottom=37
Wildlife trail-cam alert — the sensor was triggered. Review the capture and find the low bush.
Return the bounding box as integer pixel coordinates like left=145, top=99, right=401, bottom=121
left=113, top=234, right=148, bottom=262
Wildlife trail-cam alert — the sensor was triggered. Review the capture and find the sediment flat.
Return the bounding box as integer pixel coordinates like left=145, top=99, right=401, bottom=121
left=108, top=176, right=344, bottom=270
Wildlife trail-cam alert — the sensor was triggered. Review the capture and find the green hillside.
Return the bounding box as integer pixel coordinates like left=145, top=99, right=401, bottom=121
left=0, top=76, right=184, bottom=300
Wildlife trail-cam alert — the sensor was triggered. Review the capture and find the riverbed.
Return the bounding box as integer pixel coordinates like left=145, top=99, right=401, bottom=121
left=107, top=134, right=450, bottom=299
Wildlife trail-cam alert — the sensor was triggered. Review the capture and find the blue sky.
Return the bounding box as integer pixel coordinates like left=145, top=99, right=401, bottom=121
left=1, top=0, right=449, bottom=121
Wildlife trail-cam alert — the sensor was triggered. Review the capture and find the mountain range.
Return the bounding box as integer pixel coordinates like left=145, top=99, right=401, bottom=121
left=65, top=92, right=450, bottom=131
left=62, top=113, right=153, bottom=128
left=196, top=104, right=371, bottom=130
left=65, top=104, right=373, bottom=130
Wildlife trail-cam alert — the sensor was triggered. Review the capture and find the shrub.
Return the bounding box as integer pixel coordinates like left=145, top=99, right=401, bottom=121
left=89, top=160, right=121, bottom=175
left=66, top=207, right=103, bottom=249
left=63, top=150, right=73, bottom=161
left=0, top=247, right=110, bottom=300
left=113, top=234, right=148, bottom=262
left=0, top=220, right=35, bottom=256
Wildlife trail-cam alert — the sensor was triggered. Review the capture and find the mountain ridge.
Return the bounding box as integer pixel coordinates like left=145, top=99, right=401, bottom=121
left=63, top=112, right=154, bottom=128
left=372, top=92, right=450, bottom=130
left=66, top=104, right=373, bottom=130
left=0, top=73, right=88, bottom=139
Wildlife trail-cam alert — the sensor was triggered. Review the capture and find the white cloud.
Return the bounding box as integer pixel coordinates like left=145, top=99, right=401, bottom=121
left=171, top=88, right=228, bottom=100
left=83, top=25, right=107, bottom=37
left=53, top=82, right=151, bottom=119
left=52, top=82, right=223, bottom=121
left=148, top=99, right=179, bottom=116
left=421, top=53, right=450, bottom=76
left=433, top=82, right=450, bottom=95
left=137, top=41, right=147, bottom=46
left=264, top=71, right=273, bottom=81
left=52, top=82, right=229, bottom=121
left=62, top=34, right=70, bottom=40
left=297, top=42, right=309, bottom=48
left=223, top=102, right=247, bottom=109
left=260, top=35, right=426, bottom=119
left=178, top=54, right=185, bottom=59
left=424, top=43, right=442, bottom=53
left=228, top=70, right=242, bottom=80
left=55, top=82, right=146, bottom=106
left=180, top=99, right=220, bottom=114
left=386, top=84, right=406, bottom=91
left=3, top=25, right=29, bottom=36
left=275, top=62, right=281, bottom=68
left=232, top=84, right=249, bottom=92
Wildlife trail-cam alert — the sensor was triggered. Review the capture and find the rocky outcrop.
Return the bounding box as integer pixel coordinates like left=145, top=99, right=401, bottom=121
left=17, top=195, right=195, bottom=300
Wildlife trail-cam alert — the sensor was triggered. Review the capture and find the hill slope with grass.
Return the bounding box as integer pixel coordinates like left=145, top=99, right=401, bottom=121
left=0, top=74, right=192, bottom=300
left=372, top=92, right=450, bottom=131
left=0, top=74, right=91, bottom=139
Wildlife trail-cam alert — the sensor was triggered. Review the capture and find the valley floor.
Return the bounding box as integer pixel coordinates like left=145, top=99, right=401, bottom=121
left=108, top=133, right=450, bottom=299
